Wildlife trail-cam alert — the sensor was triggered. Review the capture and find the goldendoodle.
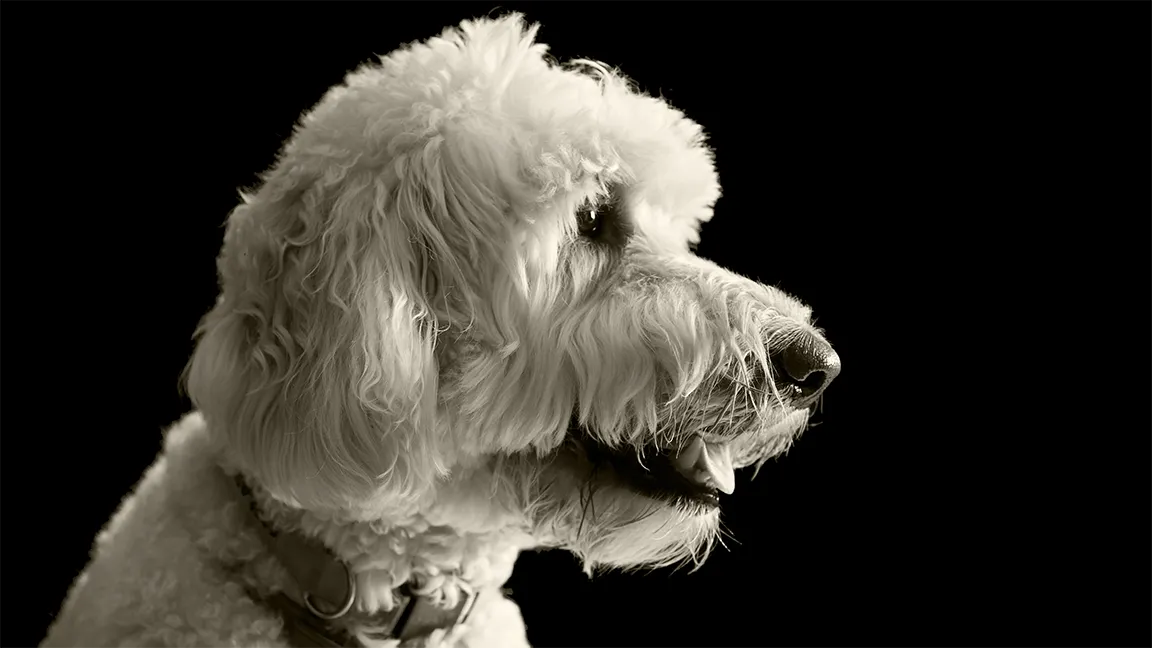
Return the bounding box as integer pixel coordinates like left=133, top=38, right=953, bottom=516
left=44, top=14, right=841, bottom=648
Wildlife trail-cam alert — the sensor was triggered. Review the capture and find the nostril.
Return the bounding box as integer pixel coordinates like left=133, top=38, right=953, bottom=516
left=794, top=369, right=827, bottom=395
left=770, top=334, right=841, bottom=403
left=782, top=345, right=821, bottom=384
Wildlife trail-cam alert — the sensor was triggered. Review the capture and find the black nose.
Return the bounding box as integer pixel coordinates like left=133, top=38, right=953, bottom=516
left=771, top=333, right=841, bottom=407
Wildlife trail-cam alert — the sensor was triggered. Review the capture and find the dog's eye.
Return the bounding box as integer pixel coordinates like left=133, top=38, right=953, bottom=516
left=576, top=201, right=606, bottom=239
left=574, top=189, right=630, bottom=247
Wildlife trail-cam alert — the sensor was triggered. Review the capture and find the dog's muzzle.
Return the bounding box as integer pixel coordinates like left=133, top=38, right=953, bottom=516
left=667, top=330, right=841, bottom=499
left=573, top=330, right=840, bottom=509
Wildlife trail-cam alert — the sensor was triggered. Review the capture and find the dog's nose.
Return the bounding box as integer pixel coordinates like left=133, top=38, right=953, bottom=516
left=771, top=333, right=841, bottom=407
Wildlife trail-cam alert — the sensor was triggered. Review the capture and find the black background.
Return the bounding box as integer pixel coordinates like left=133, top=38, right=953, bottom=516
left=3, top=2, right=1148, bottom=647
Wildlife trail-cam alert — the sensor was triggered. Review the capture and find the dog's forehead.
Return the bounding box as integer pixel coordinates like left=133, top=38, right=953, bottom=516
left=327, top=16, right=722, bottom=239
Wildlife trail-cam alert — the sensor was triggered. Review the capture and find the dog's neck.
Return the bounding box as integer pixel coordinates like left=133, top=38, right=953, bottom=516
left=240, top=461, right=537, bottom=616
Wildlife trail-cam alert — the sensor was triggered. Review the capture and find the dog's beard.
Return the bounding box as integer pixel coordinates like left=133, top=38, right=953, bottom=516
left=486, top=378, right=811, bottom=573
left=495, top=448, right=723, bottom=573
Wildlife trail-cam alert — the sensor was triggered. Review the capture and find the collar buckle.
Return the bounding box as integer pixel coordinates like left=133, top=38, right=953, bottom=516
left=303, top=566, right=357, bottom=620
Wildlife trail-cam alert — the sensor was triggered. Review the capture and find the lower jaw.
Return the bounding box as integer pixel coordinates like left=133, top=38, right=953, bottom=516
left=632, top=478, right=721, bottom=511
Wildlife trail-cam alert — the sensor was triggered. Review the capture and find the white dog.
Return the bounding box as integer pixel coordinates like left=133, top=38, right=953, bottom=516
left=44, top=14, right=840, bottom=648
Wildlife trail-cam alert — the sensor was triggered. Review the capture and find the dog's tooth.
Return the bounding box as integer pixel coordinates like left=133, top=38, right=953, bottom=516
left=700, top=441, right=736, bottom=495
left=673, top=436, right=706, bottom=473
left=672, top=436, right=736, bottom=495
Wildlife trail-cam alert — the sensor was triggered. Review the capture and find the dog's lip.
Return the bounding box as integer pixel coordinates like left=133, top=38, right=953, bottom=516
left=671, top=436, right=736, bottom=495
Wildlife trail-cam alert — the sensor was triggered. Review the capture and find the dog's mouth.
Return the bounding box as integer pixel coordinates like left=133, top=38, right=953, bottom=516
left=570, top=423, right=736, bottom=510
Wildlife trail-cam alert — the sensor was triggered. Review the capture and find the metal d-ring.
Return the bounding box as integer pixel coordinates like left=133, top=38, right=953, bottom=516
left=303, top=567, right=357, bottom=620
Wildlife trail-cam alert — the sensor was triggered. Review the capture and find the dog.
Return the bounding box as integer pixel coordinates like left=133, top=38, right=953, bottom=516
left=43, top=14, right=840, bottom=648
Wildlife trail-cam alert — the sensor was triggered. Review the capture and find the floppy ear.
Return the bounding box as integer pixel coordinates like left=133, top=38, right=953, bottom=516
left=185, top=161, right=452, bottom=513
left=185, top=108, right=529, bottom=513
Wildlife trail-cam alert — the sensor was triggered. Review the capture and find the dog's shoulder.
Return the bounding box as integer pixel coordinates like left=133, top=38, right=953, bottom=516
left=161, top=410, right=208, bottom=454
left=42, top=413, right=291, bottom=647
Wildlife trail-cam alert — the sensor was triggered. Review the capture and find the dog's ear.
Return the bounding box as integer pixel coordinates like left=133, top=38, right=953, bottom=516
left=183, top=17, right=548, bottom=511
left=185, top=107, right=527, bottom=512
left=186, top=159, right=461, bottom=512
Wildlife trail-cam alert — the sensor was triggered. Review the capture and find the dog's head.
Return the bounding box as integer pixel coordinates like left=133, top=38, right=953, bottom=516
left=187, top=14, right=839, bottom=572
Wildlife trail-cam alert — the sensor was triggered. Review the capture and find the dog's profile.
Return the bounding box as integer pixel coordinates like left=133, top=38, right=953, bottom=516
left=44, top=14, right=840, bottom=648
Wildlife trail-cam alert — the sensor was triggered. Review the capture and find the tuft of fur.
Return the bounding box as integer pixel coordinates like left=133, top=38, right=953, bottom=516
left=46, top=13, right=829, bottom=647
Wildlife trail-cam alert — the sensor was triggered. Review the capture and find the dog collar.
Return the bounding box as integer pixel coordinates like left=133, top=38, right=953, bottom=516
left=228, top=471, right=478, bottom=647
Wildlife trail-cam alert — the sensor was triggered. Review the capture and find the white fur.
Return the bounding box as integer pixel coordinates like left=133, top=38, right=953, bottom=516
left=44, top=14, right=824, bottom=647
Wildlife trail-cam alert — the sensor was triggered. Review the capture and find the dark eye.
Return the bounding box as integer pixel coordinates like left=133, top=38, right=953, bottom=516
left=576, top=200, right=606, bottom=238
left=574, top=187, right=630, bottom=247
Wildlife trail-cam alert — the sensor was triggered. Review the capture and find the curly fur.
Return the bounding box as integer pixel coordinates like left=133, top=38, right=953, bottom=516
left=44, top=14, right=831, bottom=647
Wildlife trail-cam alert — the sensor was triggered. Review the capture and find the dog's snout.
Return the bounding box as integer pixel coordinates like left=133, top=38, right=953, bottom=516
left=771, top=333, right=841, bottom=407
